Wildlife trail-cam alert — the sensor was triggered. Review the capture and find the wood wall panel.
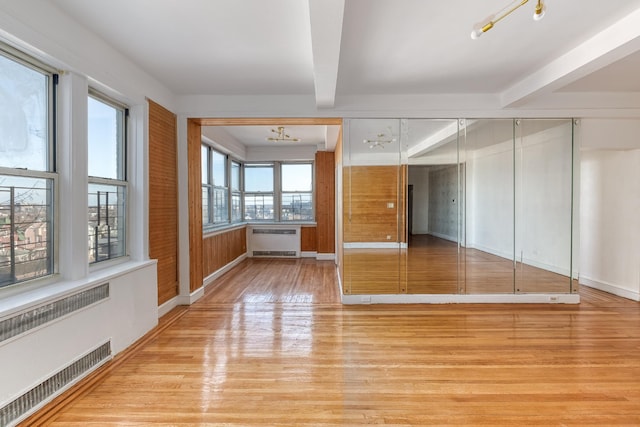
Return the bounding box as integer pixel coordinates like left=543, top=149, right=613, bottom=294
left=203, top=227, right=247, bottom=277
left=301, top=226, right=317, bottom=252
left=343, top=165, right=400, bottom=243
left=187, top=119, right=204, bottom=293
left=315, top=151, right=335, bottom=254
left=148, top=99, right=179, bottom=305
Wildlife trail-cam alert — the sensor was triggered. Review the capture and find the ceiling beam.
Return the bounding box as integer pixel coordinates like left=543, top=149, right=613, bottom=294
left=308, top=0, right=345, bottom=109
left=500, top=7, right=640, bottom=108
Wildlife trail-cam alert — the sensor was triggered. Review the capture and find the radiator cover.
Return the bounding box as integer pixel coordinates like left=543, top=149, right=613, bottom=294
left=247, top=225, right=301, bottom=258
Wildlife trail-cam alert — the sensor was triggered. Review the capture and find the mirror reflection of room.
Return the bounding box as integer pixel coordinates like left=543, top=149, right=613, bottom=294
left=343, top=118, right=577, bottom=296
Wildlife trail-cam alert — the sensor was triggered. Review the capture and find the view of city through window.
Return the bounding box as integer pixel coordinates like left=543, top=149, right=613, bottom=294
left=0, top=50, right=53, bottom=288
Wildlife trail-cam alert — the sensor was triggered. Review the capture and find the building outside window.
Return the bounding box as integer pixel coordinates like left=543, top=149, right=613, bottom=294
left=87, top=91, right=127, bottom=264
left=0, top=45, right=56, bottom=288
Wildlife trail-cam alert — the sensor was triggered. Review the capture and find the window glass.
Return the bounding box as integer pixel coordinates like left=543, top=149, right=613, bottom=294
left=212, top=151, right=226, bottom=186
left=87, top=93, right=127, bottom=264
left=245, top=164, right=273, bottom=192
left=281, top=163, right=312, bottom=192
left=231, top=161, right=241, bottom=192
left=201, top=145, right=209, bottom=184
left=0, top=49, right=55, bottom=288
left=88, top=96, right=123, bottom=179
left=0, top=53, right=49, bottom=171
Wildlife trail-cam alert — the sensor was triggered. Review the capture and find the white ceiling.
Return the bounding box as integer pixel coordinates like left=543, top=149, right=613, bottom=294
left=49, top=0, right=640, bottom=106
left=45, top=0, right=640, bottom=150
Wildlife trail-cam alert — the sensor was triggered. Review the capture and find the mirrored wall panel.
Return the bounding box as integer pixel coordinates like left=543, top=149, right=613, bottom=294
left=341, top=118, right=577, bottom=296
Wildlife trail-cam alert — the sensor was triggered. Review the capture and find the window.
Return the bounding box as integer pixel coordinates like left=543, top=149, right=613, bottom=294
left=201, top=145, right=230, bottom=226
left=231, top=161, right=242, bottom=222
left=244, top=164, right=274, bottom=221
left=281, top=163, right=313, bottom=221
left=0, top=46, right=56, bottom=288
left=87, top=92, right=127, bottom=264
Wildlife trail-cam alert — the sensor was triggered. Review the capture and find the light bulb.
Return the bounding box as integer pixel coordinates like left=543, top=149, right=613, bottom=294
left=470, top=29, right=483, bottom=39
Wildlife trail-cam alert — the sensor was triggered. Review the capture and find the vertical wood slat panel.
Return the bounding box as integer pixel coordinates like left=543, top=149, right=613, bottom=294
left=148, top=99, right=179, bottom=305
left=315, top=151, right=335, bottom=254
left=202, top=227, right=247, bottom=277
left=300, top=226, right=317, bottom=252
left=187, top=119, right=203, bottom=293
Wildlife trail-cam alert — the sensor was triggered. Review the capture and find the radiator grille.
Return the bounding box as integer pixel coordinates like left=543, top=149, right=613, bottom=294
left=0, top=341, right=111, bottom=426
left=252, top=228, right=297, bottom=235
left=0, top=283, right=109, bottom=344
left=253, top=250, right=297, bottom=257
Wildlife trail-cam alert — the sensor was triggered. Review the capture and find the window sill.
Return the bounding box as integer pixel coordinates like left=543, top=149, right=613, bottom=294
left=0, top=259, right=157, bottom=321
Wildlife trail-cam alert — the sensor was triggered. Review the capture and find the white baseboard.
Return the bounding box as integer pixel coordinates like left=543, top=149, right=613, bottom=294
left=580, top=276, right=640, bottom=301
left=301, top=251, right=316, bottom=258
left=316, top=253, right=335, bottom=261
left=203, top=253, right=247, bottom=287
left=336, top=265, right=343, bottom=295
left=341, top=293, right=580, bottom=305
left=157, top=295, right=180, bottom=318
left=344, top=242, right=408, bottom=249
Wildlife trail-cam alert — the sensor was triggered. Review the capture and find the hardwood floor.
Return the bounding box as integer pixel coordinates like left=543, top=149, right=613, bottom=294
left=27, top=258, right=640, bottom=426
left=346, top=234, right=576, bottom=294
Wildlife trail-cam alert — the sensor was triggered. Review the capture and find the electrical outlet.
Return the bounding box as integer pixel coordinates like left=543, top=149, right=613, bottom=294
left=387, top=202, right=394, bottom=208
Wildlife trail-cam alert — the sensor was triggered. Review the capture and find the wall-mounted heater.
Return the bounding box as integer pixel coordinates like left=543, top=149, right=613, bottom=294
left=247, top=225, right=301, bottom=258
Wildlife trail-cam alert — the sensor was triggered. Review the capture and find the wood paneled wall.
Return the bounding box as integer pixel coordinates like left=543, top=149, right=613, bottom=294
left=301, top=226, right=317, bottom=252
left=343, top=165, right=402, bottom=243
left=315, top=151, right=335, bottom=254
left=187, top=119, right=204, bottom=293
left=203, top=227, right=247, bottom=277
left=148, top=99, right=179, bottom=305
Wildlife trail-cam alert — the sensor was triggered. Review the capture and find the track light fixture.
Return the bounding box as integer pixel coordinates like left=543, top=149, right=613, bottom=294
left=471, top=0, right=546, bottom=39
left=266, top=126, right=300, bottom=142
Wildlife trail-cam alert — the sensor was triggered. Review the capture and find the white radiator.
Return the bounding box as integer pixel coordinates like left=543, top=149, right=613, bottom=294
left=247, top=225, right=301, bottom=258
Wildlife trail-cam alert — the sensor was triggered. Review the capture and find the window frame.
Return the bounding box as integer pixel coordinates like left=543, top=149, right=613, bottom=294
left=243, top=162, right=275, bottom=222
left=279, top=161, right=314, bottom=222
left=87, top=89, right=129, bottom=265
left=0, top=43, right=58, bottom=289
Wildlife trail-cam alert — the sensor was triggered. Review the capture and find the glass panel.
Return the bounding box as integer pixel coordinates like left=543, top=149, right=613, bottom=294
left=282, top=163, right=312, bottom=192
left=202, top=186, right=210, bottom=224
left=0, top=175, right=53, bottom=287
left=231, top=161, right=241, bottom=192
left=405, top=119, right=461, bottom=294
left=244, top=194, right=274, bottom=220
left=88, top=183, right=126, bottom=263
left=515, top=119, right=573, bottom=293
left=201, top=145, right=209, bottom=184
left=212, top=150, right=226, bottom=186
left=343, top=119, right=402, bottom=295
left=461, top=119, right=515, bottom=294
left=213, top=187, right=229, bottom=223
left=231, top=193, right=242, bottom=222
left=245, top=164, right=273, bottom=192
left=281, top=192, right=313, bottom=221
left=88, top=96, right=123, bottom=179
left=0, top=53, right=49, bottom=171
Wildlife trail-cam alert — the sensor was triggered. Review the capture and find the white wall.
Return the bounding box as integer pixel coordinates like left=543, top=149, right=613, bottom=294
left=466, top=122, right=574, bottom=275
left=0, top=1, right=168, bottom=416
left=580, top=118, right=640, bottom=299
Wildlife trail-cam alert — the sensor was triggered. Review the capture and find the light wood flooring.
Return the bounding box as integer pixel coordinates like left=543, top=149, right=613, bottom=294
left=26, top=258, right=640, bottom=426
